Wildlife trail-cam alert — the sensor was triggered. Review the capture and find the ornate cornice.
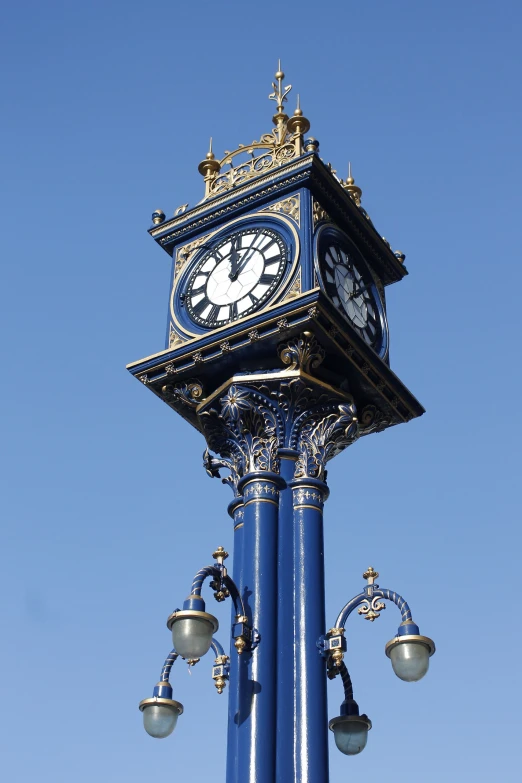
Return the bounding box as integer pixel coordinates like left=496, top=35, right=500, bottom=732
left=198, top=332, right=360, bottom=492
left=153, top=162, right=312, bottom=249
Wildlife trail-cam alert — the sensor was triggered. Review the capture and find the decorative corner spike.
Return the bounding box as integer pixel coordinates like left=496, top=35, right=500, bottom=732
left=212, top=545, right=229, bottom=563
left=363, top=566, right=379, bottom=585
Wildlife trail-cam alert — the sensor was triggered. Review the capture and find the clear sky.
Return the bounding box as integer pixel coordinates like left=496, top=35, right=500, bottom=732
left=1, top=1, right=521, bottom=781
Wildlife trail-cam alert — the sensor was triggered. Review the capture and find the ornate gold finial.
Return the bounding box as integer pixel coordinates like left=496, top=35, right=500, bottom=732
left=287, top=94, right=310, bottom=154
left=151, top=209, right=165, bottom=225
left=269, top=59, right=292, bottom=115
left=269, top=60, right=293, bottom=144
left=197, top=66, right=310, bottom=202
left=212, top=545, right=229, bottom=563
left=198, top=137, right=222, bottom=199
left=363, top=566, right=379, bottom=585
left=343, top=162, right=363, bottom=206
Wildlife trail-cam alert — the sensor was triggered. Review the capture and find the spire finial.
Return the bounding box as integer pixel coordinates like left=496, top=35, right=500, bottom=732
left=206, top=137, right=215, bottom=160
left=343, top=162, right=362, bottom=206
left=269, top=60, right=292, bottom=116
left=363, top=566, right=379, bottom=585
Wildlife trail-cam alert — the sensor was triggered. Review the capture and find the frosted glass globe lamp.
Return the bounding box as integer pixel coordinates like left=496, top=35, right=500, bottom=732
left=139, top=694, right=183, bottom=739
left=329, top=713, right=372, bottom=756
left=385, top=622, right=435, bottom=682
left=167, top=608, right=219, bottom=661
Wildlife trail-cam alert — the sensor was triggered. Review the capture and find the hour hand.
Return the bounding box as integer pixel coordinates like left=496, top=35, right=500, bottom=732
left=229, top=237, right=240, bottom=280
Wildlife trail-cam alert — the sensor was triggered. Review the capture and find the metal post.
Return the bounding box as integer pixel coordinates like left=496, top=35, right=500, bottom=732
left=290, top=477, right=330, bottom=783
left=234, top=472, right=284, bottom=783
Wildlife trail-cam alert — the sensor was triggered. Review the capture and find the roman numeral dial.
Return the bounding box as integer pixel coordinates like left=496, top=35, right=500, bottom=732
left=185, top=228, right=288, bottom=328
left=318, top=233, right=388, bottom=357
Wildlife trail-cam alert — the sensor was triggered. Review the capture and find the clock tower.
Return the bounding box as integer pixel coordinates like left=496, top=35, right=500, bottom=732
left=130, top=65, right=429, bottom=783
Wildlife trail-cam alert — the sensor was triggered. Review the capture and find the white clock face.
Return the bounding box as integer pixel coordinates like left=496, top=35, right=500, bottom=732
left=185, top=228, right=287, bottom=328
left=318, top=238, right=386, bottom=353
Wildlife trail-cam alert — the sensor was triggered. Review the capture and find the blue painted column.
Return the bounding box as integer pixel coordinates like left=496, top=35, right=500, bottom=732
left=235, top=471, right=285, bottom=783
left=289, top=476, right=330, bottom=783
left=226, top=495, right=245, bottom=783
left=275, top=449, right=299, bottom=782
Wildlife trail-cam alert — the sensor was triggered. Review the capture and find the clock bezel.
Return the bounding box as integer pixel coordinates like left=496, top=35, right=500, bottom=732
left=171, top=214, right=300, bottom=338
left=314, top=225, right=389, bottom=360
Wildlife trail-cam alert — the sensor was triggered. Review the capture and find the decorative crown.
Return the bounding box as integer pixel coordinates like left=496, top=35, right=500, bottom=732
left=197, top=62, right=311, bottom=202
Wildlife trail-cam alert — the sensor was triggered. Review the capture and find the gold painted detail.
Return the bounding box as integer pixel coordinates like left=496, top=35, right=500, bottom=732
left=359, top=404, right=394, bottom=435
left=294, top=400, right=359, bottom=481
left=358, top=596, right=386, bottom=622
left=234, top=637, right=247, bottom=655
left=248, top=329, right=260, bottom=342
left=294, top=488, right=323, bottom=504
left=281, top=269, right=301, bottom=303
left=174, top=231, right=214, bottom=278
left=279, top=331, right=325, bottom=374
left=326, top=628, right=345, bottom=669
left=341, top=162, right=362, bottom=206
left=169, top=325, right=188, bottom=349
left=312, top=199, right=331, bottom=226
left=197, top=64, right=310, bottom=201
left=212, top=545, right=229, bottom=563
left=263, top=194, right=300, bottom=225
left=161, top=380, right=205, bottom=409
left=277, top=318, right=289, bottom=331
left=363, top=566, right=379, bottom=585
left=243, top=482, right=278, bottom=499
left=138, top=374, right=149, bottom=385
left=220, top=341, right=231, bottom=354
left=158, top=167, right=309, bottom=246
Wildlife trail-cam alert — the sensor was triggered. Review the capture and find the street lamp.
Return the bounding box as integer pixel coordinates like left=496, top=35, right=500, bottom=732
left=139, top=546, right=248, bottom=738
left=328, top=662, right=371, bottom=755
left=139, top=638, right=231, bottom=738
left=322, top=566, right=435, bottom=756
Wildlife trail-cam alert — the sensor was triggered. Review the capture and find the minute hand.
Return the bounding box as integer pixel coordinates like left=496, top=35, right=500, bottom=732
left=349, top=282, right=373, bottom=300
left=235, top=241, right=265, bottom=277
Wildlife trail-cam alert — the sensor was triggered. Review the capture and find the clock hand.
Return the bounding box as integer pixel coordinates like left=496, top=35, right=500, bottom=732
left=348, top=282, right=372, bottom=300
left=234, top=235, right=262, bottom=278
left=228, top=237, right=240, bottom=280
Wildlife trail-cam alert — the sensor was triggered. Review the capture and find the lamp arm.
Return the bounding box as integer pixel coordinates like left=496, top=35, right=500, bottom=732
left=223, top=573, right=247, bottom=618
left=188, top=565, right=247, bottom=619
left=372, top=588, right=412, bottom=623
left=210, top=637, right=226, bottom=658
left=159, top=649, right=179, bottom=683
left=334, top=588, right=413, bottom=628
left=190, top=565, right=220, bottom=596
left=334, top=592, right=366, bottom=628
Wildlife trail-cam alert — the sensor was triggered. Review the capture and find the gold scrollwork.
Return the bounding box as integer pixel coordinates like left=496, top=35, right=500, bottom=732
left=161, top=380, right=205, bottom=409
left=281, top=269, right=301, bottom=303
left=358, top=596, right=386, bottom=622
left=174, top=231, right=214, bottom=278
left=263, top=194, right=300, bottom=226
left=313, top=199, right=331, bottom=226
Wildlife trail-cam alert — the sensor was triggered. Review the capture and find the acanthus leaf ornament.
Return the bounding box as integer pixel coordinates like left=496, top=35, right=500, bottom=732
left=294, top=402, right=359, bottom=481
left=199, top=383, right=283, bottom=494
left=161, top=380, right=205, bottom=408
left=278, top=331, right=325, bottom=374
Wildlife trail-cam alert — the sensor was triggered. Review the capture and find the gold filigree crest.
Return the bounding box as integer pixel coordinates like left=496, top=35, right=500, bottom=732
left=262, top=194, right=300, bottom=226
left=197, top=63, right=311, bottom=202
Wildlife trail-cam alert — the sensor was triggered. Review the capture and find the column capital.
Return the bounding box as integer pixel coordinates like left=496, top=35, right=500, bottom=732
left=199, top=333, right=365, bottom=494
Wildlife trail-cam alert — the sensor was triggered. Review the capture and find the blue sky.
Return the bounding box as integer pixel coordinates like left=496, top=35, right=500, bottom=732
left=1, top=1, right=521, bottom=781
